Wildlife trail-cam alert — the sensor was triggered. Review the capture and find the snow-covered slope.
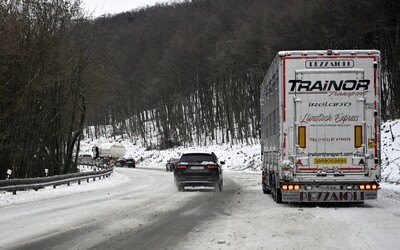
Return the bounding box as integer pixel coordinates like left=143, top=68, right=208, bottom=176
left=381, top=120, right=400, bottom=183
left=80, top=119, right=400, bottom=183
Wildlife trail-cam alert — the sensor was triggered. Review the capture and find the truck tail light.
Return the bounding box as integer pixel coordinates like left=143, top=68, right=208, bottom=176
left=359, top=184, right=378, bottom=190
left=282, top=184, right=300, bottom=191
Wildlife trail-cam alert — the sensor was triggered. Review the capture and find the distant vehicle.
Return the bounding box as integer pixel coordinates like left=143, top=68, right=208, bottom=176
left=260, top=50, right=381, bottom=203
left=79, top=154, right=93, bottom=164
left=114, top=156, right=136, bottom=168
left=114, top=157, right=125, bottom=167
left=174, top=152, right=224, bottom=192
left=92, top=143, right=126, bottom=160
left=166, top=157, right=180, bottom=172
left=123, top=156, right=136, bottom=168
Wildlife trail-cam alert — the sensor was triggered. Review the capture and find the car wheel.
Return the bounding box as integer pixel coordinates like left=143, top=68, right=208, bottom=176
left=177, top=185, right=184, bottom=192
left=218, top=182, right=223, bottom=192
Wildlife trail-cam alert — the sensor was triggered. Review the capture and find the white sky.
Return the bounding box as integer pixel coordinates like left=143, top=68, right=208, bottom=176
left=81, top=0, right=174, bottom=17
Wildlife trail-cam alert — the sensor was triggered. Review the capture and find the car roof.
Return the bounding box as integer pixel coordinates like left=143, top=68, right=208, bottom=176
left=181, top=151, right=213, bottom=155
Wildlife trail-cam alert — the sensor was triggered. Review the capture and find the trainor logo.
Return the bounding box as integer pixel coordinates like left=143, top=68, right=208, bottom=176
left=289, top=79, right=370, bottom=92
left=306, top=60, right=354, bottom=68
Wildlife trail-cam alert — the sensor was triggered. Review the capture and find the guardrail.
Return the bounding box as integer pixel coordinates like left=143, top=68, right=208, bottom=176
left=0, top=167, right=114, bottom=195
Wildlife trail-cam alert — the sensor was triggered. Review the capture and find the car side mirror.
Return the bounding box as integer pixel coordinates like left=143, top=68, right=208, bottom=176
left=220, top=161, right=225, bottom=165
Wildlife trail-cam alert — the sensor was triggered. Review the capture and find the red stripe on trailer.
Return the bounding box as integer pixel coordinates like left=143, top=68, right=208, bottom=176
left=283, top=59, right=286, bottom=122
left=374, top=58, right=378, bottom=157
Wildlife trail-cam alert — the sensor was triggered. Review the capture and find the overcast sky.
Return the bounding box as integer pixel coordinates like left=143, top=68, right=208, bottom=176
left=81, top=0, right=174, bottom=17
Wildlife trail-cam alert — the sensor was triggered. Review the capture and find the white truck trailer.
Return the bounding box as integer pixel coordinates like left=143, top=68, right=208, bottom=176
left=93, top=142, right=126, bottom=159
left=260, top=50, right=381, bottom=203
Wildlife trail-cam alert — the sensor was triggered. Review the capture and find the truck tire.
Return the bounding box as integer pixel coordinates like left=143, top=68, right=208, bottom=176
left=275, top=188, right=282, bottom=203
left=271, top=175, right=282, bottom=203
left=262, top=184, right=272, bottom=194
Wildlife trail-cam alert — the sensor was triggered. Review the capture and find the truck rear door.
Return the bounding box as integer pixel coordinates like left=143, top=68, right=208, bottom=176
left=292, top=68, right=370, bottom=174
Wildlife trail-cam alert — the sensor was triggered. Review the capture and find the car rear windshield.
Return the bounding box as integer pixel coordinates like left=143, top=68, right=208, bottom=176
left=180, top=154, right=214, bottom=163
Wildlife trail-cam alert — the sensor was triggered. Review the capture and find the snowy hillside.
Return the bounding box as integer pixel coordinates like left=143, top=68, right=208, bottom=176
left=80, top=120, right=400, bottom=183
left=381, top=120, right=400, bottom=183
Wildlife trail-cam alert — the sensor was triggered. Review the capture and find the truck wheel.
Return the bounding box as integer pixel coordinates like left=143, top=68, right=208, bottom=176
left=263, top=187, right=272, bottom=194
left=262, top=184, right=272, bottom=194
left=275, top=188, right=282, bottom=203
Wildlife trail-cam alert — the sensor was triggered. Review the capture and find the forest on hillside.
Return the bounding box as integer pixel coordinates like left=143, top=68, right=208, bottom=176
left=1, top=0, right=399, bottom=178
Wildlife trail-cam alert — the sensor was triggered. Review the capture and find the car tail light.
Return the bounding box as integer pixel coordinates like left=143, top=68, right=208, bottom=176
left=207, top=165, right=218, bottom=169
left=176, top=165, right=187, bottom=169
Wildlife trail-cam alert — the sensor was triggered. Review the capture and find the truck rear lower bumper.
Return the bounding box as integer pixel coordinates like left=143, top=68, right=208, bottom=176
left=282, top=190, right=377, bottom=203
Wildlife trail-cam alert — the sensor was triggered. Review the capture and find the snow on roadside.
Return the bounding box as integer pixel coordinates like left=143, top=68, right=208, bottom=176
left=78, top=139, right=262, bottom=171
left=381, top=120, right=400, bottom=183
left=0, top=168, right=130, bottom=208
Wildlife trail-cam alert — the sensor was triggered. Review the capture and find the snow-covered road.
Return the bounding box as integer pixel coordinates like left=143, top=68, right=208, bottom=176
left=1, top=168, right=400, bottom=250
left=177, top=172, right=400, bottom=250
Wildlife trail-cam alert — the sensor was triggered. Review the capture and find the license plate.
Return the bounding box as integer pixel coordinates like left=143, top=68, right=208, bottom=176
left=314, top=158, right=347, bottom=164
left=190, top=166, right=204, bottom=170
left=299, top=191, right=365, bottom=202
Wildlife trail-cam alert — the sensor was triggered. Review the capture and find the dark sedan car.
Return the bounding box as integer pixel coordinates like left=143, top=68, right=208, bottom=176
left=115, top=157, right=136, bottom=168
left=174, top=151, right=224, bottom=192
left=123, top=160, right=135, bottom=168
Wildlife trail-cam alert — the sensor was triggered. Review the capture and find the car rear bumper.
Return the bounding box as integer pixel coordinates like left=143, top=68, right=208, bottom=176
left=175, top=177, right=221, bottom=187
